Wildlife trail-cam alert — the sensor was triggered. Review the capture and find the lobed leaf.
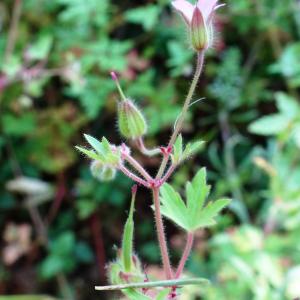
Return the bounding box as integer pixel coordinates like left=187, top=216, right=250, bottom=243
left=159, top=169, right=230, bottom=232
left=159, top=184, right=189, bottom=230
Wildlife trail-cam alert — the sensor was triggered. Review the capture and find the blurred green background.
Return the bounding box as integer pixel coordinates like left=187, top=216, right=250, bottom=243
left=1, top=0, right=300, bottom=299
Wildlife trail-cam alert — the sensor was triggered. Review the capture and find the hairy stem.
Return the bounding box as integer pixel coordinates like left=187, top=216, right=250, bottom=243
left=119, top=165, right=149, bottom=188
left=95, top=277, right=208, bottom=290
left=175, top=232, right=194, bottom=279
left=156, top=51, right=205, bottom=179
left=152, top=187, right=173, bottom=279
left=136, top=137, right=161, bottom=157
left=161, top=164, right=176, bottom=184
left=123, top=153, right=153, bottom=182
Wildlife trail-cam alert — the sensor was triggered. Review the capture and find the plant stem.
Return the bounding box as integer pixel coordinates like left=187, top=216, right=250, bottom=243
left=161, top=164, right=176, bottom=183
left=4, top=0, right=22, bottom=63
left=136, top=137, right=161, bottom=157
left=156, top=51, right=205, bottom=179
left=95, top=277, right=209, bottom=290
left=119, top=166, right=149, bottom=188
left=175, top=232, right=194, bottom=279
left=152, top=187, right=173, bottom=279
left=123, top=153, right=153, bottom=182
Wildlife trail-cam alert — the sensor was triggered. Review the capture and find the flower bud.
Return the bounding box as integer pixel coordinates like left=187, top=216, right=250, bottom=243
left=90, top=160, right=116, bottom=182
left=190, top=7, right=209, bottom=51
left=118, top=99, right=147, bottom=140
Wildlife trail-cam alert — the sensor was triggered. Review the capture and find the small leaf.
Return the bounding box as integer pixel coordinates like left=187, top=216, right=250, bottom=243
left=75, top=146, right=100, bottom=160
left=125, top=5, right=160, bottom=31
left=84, top=134, right=106, bottom=158
left=172, top=135, right=183, bottom=164
left=101, top=137, right=112, bottom=154
left=171, top=135, right=204, bottom=164
left=182, top=140, right=204, bottom=160
left=275, top=92, right=300, bottom=118
left=249, top=114, right=289, bottom=136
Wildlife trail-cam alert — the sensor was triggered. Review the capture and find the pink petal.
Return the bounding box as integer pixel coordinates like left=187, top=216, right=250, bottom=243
left=197, top=0, right=218, bottom=20
left=172, top=0, right=195, bottom=24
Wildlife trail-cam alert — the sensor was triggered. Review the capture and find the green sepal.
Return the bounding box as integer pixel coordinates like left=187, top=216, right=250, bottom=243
left=122, top=189, right=136, bottom=272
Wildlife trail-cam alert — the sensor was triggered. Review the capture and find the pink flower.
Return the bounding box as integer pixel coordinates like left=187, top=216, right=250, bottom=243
left=172, top=0, right=223, bottom=50
left=172, top=0, right=221, bottom=24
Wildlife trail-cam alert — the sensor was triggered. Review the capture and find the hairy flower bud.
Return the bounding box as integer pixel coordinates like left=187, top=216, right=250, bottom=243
left=90, top=160, right=116, bottom=182
left=190, top=7, right=208, bottom=51
left=118, top=99, right=147, bottom=140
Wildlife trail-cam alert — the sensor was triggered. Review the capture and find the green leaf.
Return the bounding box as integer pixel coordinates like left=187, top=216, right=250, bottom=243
left=275, top=92, right=300, bottom=118
left=125, top=5, right=160, bottom=31
left=249, top=114, right=289, bottom=136
left=195, top=198, right=231, bottom=228
left=2, top=113, right=37, bottom=136
left=159, top=169, right=230, bottom=232
left=172, top=135, right=183, bottom=164
left=182, top=140, right=205, bottom=161
left=159, top=184, right=188, bottom=230
left=171, top=135, right=204, bottom=164
left=84, top=134, right=106, bottom=157
left=81, top=134, right=120, bottom=166
left=75, top=146, right=100, bottom=160
left=27, top=35, right=53, bottom=60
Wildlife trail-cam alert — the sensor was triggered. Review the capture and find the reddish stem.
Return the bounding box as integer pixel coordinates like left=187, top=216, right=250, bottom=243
left=47, top=172, right=66, bottom=224
left=175, top=232, right=194, bottom=279
left=152, top=187, right=173, bottom=279
left=90, top=212, right=106, bottom=282
left=119, top=165, right=149, bottom=188
left=161, top=165, right=176, bottom=184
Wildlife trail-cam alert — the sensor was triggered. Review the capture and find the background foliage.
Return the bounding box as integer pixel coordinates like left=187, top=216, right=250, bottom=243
left=0, top=0, right=300, bottom=299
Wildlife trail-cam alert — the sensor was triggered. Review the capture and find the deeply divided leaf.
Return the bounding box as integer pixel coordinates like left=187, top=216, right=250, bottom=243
left=159, top=168, right=230, bottom=232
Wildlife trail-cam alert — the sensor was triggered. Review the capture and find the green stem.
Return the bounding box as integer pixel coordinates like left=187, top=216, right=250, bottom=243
left=95, top=278, right=209, bottom=291
left=156, top=51, right=205, bottom=179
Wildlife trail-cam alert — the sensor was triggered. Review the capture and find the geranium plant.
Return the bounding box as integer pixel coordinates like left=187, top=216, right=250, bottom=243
left=76, top=0, right=230, bottom=299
